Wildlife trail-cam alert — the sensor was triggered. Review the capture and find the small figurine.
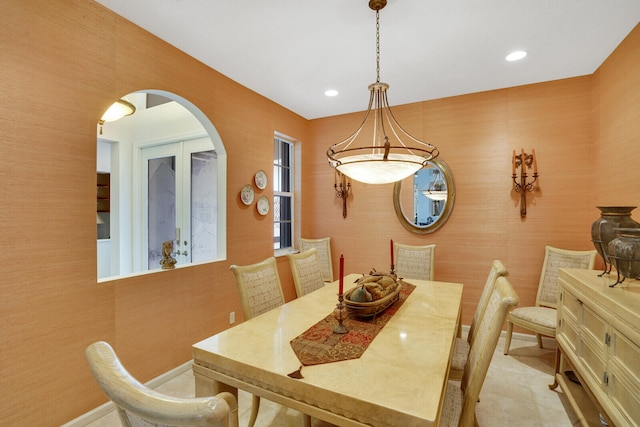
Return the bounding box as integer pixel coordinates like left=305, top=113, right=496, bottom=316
left=160, top=240, right=177, bottom=269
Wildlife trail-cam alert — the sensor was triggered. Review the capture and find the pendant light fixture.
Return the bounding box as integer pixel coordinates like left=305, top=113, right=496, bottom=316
left=421, top=169, right=448, bottom=201
left=327, top=0, right=439, bottom=185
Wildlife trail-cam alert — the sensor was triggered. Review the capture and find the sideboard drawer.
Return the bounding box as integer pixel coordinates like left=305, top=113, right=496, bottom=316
left=609, top=365, right=640, bottom=427
left=582, top=305, right=607, bottom=353
left=558, top=315, right=579, bottom=355
left=561, top=288, right=581, bottom=323
left=580, top=338, right=607, bottom=394
left=612, top=329, right=640, bottom=385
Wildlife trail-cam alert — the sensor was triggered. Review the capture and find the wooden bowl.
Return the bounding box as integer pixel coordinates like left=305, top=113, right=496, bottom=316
left=344, top=281, right=402, bottom=318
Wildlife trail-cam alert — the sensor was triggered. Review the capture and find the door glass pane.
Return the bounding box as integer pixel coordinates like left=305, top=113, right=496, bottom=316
left=191, top=150, right=217, bottom=262
left=148, top=156, right=176, bottom=269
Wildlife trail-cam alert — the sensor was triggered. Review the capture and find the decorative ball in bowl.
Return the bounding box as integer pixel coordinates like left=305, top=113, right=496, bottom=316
left=344, top=270, right=402, bottom=318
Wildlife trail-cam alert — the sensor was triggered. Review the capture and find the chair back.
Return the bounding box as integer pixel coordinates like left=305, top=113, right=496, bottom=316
left=536, top=246, right=596, bottom=309
left=394, top=243, right=436, bottom=281
left=287, top=248, right=326, bottom=298
left=466, top=260, right=508, bottom=347
left=300, top=237, right=334, bottom=282
left=85, top=341, right=237, bottom=427
left=230, top=257, right=285, bottom=320
left=459, top=276, right=519, bottom=427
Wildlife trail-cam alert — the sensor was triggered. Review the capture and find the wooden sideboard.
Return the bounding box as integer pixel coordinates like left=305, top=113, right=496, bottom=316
left=553, top=268, right=640, bottom=426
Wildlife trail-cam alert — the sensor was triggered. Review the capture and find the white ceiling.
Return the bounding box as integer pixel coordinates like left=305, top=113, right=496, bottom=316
left=95, top=0, right=640, bottom=120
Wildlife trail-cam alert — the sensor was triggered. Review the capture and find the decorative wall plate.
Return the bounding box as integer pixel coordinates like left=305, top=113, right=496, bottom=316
left=254, top=170, right=268, bottom=190
left=257, top=196, right=270, bottom=215
left=240, top=184, right=254, bottom=205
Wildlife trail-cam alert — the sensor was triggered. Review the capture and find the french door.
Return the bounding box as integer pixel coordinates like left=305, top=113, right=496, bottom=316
left=140, top=137, right=217, bottom=270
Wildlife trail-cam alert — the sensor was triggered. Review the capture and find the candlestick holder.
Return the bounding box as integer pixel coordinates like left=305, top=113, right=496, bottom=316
left=333, top=294, right=349, bottom=334
left=334, top=171, right=351, bottom=218
left=390, top=264, right=395, bottom=276
left=512, top=149, right=539, bottom=218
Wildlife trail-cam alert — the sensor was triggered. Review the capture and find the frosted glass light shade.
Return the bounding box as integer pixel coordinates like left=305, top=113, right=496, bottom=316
left=335, top=153, right=425, bottom=185
left=421, top=190, right=448, bottom=201
left=101, top=99, right=135, bottom=123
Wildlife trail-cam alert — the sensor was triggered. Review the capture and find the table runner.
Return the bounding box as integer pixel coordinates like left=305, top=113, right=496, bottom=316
left=289, top=282, right=416, bottom=369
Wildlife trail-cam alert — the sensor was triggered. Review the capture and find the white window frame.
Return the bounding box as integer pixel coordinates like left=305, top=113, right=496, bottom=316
left=273, top=133, right=300, bottom=257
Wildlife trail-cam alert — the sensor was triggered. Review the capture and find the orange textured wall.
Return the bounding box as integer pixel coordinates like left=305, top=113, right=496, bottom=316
left=593, top=25, right=640, bottom=203
left=1, top=1, right=639, bottom=425
left=0, top=1, right=306, bottom=425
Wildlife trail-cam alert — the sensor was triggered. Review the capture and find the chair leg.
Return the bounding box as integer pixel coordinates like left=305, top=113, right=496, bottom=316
left=503, top=321, right=514, bottom=355
left=536, top=333, right=543, bottom=349
left=217, top=392, right=239, bottom=427
left=303, top=414, right=312, bottom=427
left=247, top=394, right=260, bottom=427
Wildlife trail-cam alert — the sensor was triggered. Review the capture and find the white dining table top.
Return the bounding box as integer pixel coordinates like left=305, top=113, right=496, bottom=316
left=192, top=273, right=463, bottom=427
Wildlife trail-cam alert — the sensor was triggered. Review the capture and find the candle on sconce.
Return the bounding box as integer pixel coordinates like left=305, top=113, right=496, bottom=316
left=521, top=148, right=526, bottom=175
left=339, top=254, right=344, bottom=295
left=512, top=150, right=516, bottom=175
left=532, top=149, right=538, bottom=174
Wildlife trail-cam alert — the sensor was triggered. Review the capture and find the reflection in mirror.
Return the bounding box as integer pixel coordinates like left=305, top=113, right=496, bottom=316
left=97, top=90, right=227, bottom=280
left=393, top=158, right=455, bottom=234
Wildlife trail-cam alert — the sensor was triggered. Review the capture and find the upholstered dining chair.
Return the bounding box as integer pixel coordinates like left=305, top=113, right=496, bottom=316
left=394, top=242, right=436, bottom=281
left=503, top=245, right=596, bottom=355
left=287, top=248, right=326, bottom=298
left=449, top=260, right=508, bottom=380
left=230, top=256, right=286, bottom=427
left=85, top=341, right=238, bottom=427
left=299, top=237, right=333, bottom=282
left=441, top=276, right=520, bottom=427
left=230, top=256, right=285, bottom=321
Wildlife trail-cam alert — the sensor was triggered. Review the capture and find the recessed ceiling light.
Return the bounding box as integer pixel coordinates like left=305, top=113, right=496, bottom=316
left=506, top=50, right=527, bottom=62
left=324, top=89, right=339, bottom=97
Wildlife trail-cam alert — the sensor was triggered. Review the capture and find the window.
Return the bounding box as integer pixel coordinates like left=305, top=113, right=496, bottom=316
left=97, top=91, right=227, bottom=280
left=273, top=137, right=293, bottom=250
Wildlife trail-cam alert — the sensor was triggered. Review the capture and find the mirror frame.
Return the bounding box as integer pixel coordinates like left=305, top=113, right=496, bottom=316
left=393, top=157, right=456, bottom=234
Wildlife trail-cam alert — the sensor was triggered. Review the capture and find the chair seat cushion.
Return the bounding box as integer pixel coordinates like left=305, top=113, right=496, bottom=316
left=509, top=306, right=557, bottom=330
left=441, top=380, right=463, bottom=427
left=450, top=337, right=469, bottom=371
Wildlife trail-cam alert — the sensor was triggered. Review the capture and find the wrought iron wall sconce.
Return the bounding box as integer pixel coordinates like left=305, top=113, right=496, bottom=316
left=334, top=171, right=351, bottom=218
left=512, top=148, right=538, bottom=218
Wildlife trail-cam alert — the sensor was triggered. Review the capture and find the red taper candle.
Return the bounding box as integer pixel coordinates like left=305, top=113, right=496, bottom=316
left=339, top=254, right=344, bottom=295
left=390, top=239, right=394, bottom=266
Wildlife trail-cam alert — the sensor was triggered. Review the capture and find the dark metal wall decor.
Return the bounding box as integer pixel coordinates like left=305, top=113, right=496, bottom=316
left=512, top=148, right=538, bottom=218
left=334, top=171, right=351, bottom=218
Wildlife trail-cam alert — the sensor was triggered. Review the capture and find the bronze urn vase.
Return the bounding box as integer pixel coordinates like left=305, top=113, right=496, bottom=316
left=608, top=228, right=640, bottom=286
left=591, top=206, right=640, bottom=275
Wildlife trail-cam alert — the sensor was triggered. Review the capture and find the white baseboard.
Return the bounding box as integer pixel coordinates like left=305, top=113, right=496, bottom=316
left=62, top=360, right=192, bottom=427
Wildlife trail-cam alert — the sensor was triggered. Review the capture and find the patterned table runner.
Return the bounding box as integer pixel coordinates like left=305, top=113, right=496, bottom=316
left=289, top=282, right=416, bottom=368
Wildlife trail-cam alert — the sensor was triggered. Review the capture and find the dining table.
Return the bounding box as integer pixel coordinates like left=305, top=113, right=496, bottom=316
left=192, top=273, right=463, bottom=427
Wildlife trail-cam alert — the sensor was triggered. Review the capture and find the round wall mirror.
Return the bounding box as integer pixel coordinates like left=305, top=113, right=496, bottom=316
left=393, top=158, right=455, bottom=234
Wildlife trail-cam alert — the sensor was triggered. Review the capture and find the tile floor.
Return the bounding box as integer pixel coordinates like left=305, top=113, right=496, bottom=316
left=85, top=334, right=579, bottom=426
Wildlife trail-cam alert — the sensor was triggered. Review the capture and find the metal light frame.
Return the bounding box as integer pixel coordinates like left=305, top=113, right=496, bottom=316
left=327, top=0, right=439, bottom=185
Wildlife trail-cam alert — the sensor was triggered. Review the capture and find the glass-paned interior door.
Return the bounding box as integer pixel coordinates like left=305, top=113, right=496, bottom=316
left=147, top=156, right=177, bottom=269
left=141, top=138, right=217, bottom=270
left=190, top=149, right=217, bottom=263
